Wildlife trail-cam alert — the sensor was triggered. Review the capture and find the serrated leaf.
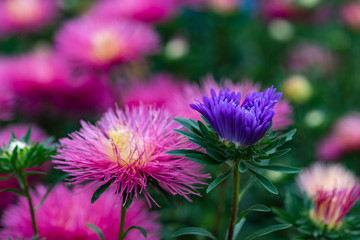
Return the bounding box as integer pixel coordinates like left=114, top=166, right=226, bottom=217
left=248, top=162, right=301, bottom=174
left=244, top=224, right=292, bottom=240
left=122, top=226, right=147, bottom=239
left=91, top=181, right=112, bottom=204
left=172, top=227, right=216, bottom=239
left=249, top=169, right=278, bottom=194
left=238, top=162, right=247, bottom=173
left=185, top=153, right=222, bottom=165
left=236, top=204, right=271, bottom=224
left=86, top=223, right=105, bottom=240
left=207, top=168, right=232, bottom=193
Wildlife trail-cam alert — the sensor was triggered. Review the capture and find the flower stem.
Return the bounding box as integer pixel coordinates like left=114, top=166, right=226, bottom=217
left=21, top=172, right=38, bottom=237
left=227, top=161, right=240, bottom=240
left=119, top=200, right=127, bottom=240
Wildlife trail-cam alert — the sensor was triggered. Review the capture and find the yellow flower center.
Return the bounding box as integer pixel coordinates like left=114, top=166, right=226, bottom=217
left=6, top=0, right=40, bottom=24
left=91, top=30, right=124, bottom=63
left=107, top=127, right=147, bottom=166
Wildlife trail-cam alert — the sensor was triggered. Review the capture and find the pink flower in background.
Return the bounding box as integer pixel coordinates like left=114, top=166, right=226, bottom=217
left=169, top=77, right=293, bottom=130
left=297, top=164, right=360, bottom=229
left=317, top=113, right=360, bottom=161
left=89, top=0, right=178, bottom=23
left=208, top=0, right=239, bottom=14
left=124, top=74, right=183, bottom=107
left=54, top=105, right=208, bottom=206
left=0, top=124, right=48, bottom=211
left=0, top=0, right=58, bottom=36
left=0, top=184, right=161, bottom=240
left=341, top=2, right=360, bottom=31
left=0, top=90, right=13, bottom=121
left=287, top=42, right=336, bottom=74
left=55, top=17, right=160, bottom=69
left=259, top=0, right=298, bottom=20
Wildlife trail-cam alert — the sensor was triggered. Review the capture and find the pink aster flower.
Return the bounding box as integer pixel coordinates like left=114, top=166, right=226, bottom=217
left=0, top=0, right=58, bottom=36
left=124, top=73, right=183, bottom=108
left=169, top=77, right=293, bottom=130
left=89, top=0, right=178, bottom=23
left=0, top=184, right=161, bottom=240
left=341, top=2, right=360, bottom=31
left=317, top=113, right=360, bottom=161
left=55, top=17, right=160, bottom=69
left=54, top=105, right=208, bottom=206
left=297, top=164, right=360, bottom=229
left=259, top=0, right=299, bottom=20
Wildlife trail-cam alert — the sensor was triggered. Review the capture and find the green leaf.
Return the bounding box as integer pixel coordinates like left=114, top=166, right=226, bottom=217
left=233, top=218, right=246, bottom=240
left=244, top=224, right=292, bottom=240
left=173, top=117, right=200, bottom=134
left=206, top=168, right=232, bottom=193
left=198, top=120, right=210, bottom=136
left=248, top=162, right=301, bottom=174
left=236, top=204, right=271, bottom=224
left=122, top=226, right=147, bottom=239
left=36, top=173, right=68, bottom=209
left=281, top=129, right=297, bottom=142
left=0, top=188, right=25, bottom=197
left=249, top=169, right=278, bottom=194
left=22, top=127, right=32, bottom=143
left=174, top=129, right=202, bottom=141
left=185, top=153, right=222, bottom=165
left=172, top=227, right=217, bottom=239
left=264, top=148, right=291, bottom=159
left=206, top=148, right=227, bottom=162
left=238, top=162, right=247, bottom=173
left=263, top=131, right=277, bottom=141
left=166, top=149, right=202, bottom=156
left=91, top=181, right=112, bottom=204
left=25, top=171, right=47, bottom=176
left=0, top=175, right=14, bottom=181
left=86, top=223, right=105, bottom=240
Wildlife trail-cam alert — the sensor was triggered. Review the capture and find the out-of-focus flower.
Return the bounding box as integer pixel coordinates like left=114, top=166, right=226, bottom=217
left=297, top=164, right=360, bottom=229
left=170, top=77, right=293, bottom=130
left=164, top=37, right=189, bottom=60
left=1, top=50, right=117, bottom=117
left=190, top=87, right=282, bottom=146
left=304, top=109, right=326, bottom=128
left=287, top=43, right=336, bottom=74
left=124, top=74, right=182, bottom=107
left=282, top=75, right=313, bottom=104
left=259, top=0, right=298, bottom=20
left=89, top=0, right=178, bottom=23
left=317, top=113, right=360, bottom=161
left=55, top=17, right=160, bottom=69
left=54, top=105, right=208, bottom=206
left=0, top=184, right=161, bottom=240
left=341, top=2, right=360, bottom=31
left=0, top=0, right=58, bottom=36
left=208, top=0, right=239, bottom=14
left=268, top=19, right=294, bottom=42
left=0, top=87, right=13, bottom=121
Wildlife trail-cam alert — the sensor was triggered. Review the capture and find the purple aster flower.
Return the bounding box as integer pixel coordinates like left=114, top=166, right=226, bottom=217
left=190, top=87, right=282, bottom=146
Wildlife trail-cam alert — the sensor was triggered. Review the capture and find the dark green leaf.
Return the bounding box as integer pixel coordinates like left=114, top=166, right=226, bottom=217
left=25, top=171, right=47, bottom=176
left=122, top=226, right=147, bottom=239
left=248, top=162, right=301, bottom=174
left=206, top=148, right=227, bottom=162
left=280, top=129, right=297, bottom=142
left=86, top=223, right=105, bottom=240
left=173, top=117, right=200, bottom=134
left=238, top=162, right=247, bottom=173
left=244, top=224, right=292, bottom=240
left=0, top=188, right=25, bottom=197
left=185, top=153, right=222, bottom=165
left=166, top=149, right=202, bottom=156
left=249, top=169, right=278, bottom=194
left=0, top=175, right=14, bottom=181
left=172, top=227, right=216, bottom=239
left=91, top=181, right=112, bottom=204
left=206, top=168, right=232, bottom=193
left=173, top=129, right=203, bottom=141
left=236, top=204, right=271, bottom=224
left=198, top=120, right=210, bottom=136
left=22, top=127, right=32, bottom=143
left=264, top=148, right=291, bottom=159
left=263, top=131, right=277, bottom=141
left=233, top=218, right=246, bottom=240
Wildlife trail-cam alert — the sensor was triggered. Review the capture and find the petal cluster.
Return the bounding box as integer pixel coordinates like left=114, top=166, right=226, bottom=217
left=0, top=184, right=161, bottom=240
left=190, top=87, right=282, bottom=146
left=54, top=105, right=207, bottom=206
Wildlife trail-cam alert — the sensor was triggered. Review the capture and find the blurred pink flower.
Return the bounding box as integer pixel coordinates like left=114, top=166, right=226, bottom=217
left=287, top=42, right=336, bottom=74
left=317, top=113, right=360, bottom=161
left=89, top=0, right=178, bottom=23
left=259, top=0, right=298, bottom=20
left=0, top=184, right=161, bottom=240
left=341, top=2, right=360, bottom=31
left=0, top=0, right=58, bottom=36
left=208, top=0, right=239, bottom=14
left=55, top=17, right=160, bottom=69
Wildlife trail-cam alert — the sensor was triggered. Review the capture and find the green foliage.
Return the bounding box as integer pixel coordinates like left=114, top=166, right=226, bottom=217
left=172, top=227, right=217, bottom=239
left=91, top=180, right=113, bottom=204
left=86, top=223, right=105, bottom=240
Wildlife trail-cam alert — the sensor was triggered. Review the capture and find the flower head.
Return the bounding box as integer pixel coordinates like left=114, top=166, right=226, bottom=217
left=341, top=2, right=360, bottom=31
left=190, top=87, right=282, bottom=146
left=0, top=184, right=161, bottom=240
left=297, top=164, right=360, bottom=229
left=55, top=17, right=160, bottom=69
left=54, top=105, right=207, bottom=206
left=0, top=0, right=58, bottom=36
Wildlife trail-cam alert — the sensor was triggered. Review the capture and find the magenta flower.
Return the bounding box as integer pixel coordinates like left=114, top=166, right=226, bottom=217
left=89, top=0, right=178, bottom=23
left=55, top=17, right=160, bottom=69
left=54, top=105, right=208, bottom=206
left=0, top=184, right=161, bottom=240
left=297, top=164, right=360, bottom=229
left=0, top=0, right=58, bottom=36
left=259, top=0, right=298, bottom=20
left=341, top=2, right=360, bottom=31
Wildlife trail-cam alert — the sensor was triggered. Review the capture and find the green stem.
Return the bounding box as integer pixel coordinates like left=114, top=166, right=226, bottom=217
left=21, top=172, right=38, bottom=237
left=227, top=161, right=240, bottom=240
left=119, top=199, right=127, bottom=240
